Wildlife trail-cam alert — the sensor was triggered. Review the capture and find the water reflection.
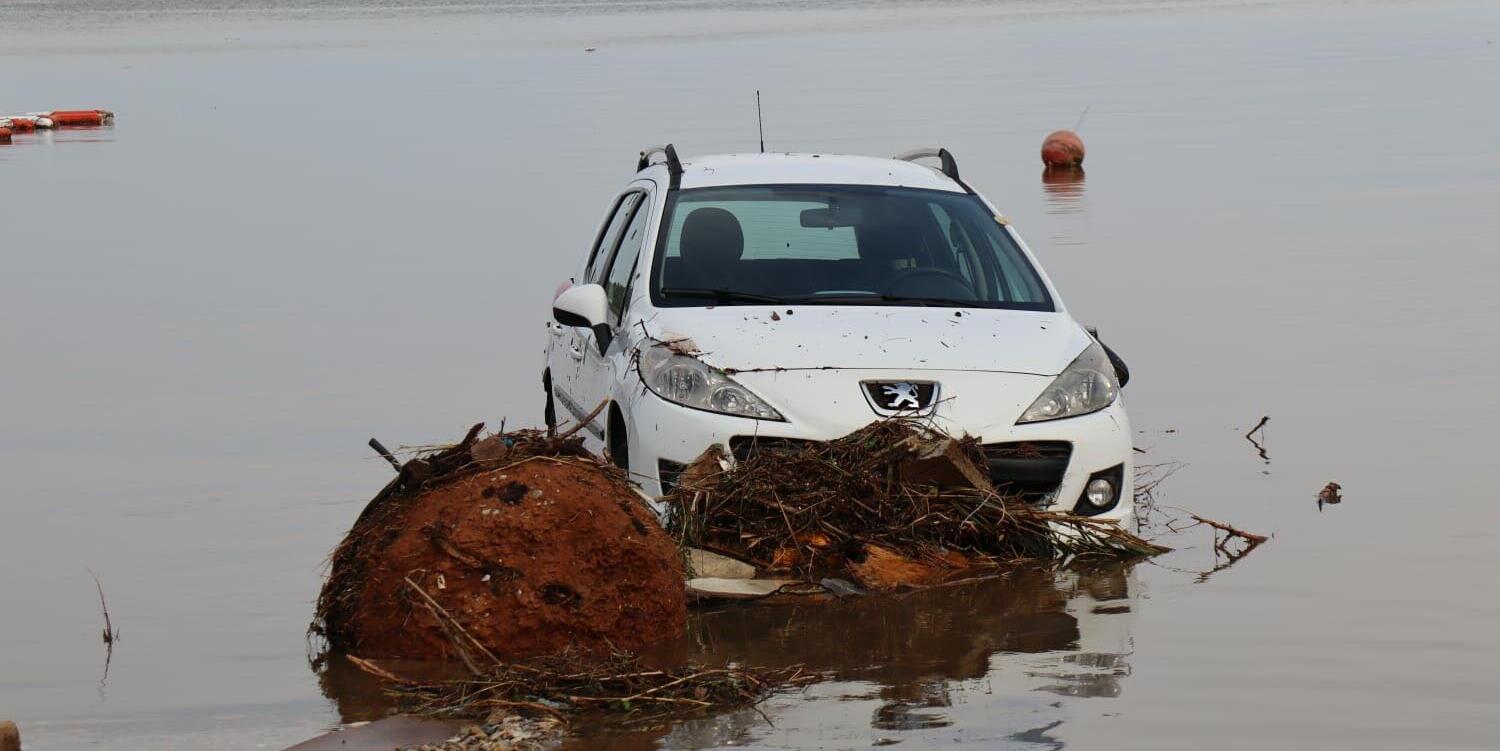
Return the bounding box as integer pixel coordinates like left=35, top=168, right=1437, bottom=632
left=1041, top=168, right=1086, bottom=215
left=569, top=561, right=1139, bottom=749
left=312, top=563, right=1139, bottom=747
left=316, top=654, right=466, bottom=722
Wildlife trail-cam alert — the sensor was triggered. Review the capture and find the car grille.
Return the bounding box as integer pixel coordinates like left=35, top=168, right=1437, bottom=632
left=657, top=459, right=687, bottom=495
left=979, top=441, right=1072, bottom=503
left=728, top=436, right=815, bottom=461
left=727, top=436, right=1072, bottom=504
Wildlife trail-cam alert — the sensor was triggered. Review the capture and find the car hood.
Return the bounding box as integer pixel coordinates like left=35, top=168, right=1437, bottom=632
left=640, top=306, right=1090, bottom=376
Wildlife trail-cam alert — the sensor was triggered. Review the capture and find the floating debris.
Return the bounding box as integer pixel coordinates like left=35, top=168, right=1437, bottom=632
left=1317, top=481, right=1343, bottom=510
left=0, top=720, right=19, bottom=751
left=401, top=713, right=564, bottom=751
left=1244, top=415, right=1270, bottom=463
left=668, top=420, right=1169, bottom=592
left=348, top=650, right=815, bottom=727
left=1182, top=513, right=1268, bottom=582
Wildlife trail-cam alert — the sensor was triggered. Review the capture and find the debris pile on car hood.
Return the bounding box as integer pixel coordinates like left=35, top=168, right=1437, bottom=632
left=311, top=423, right=688, bottom=664
left=668, top=419, right=1168, bottom=592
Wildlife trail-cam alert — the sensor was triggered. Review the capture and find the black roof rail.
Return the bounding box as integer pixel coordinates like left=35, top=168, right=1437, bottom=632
left=637, top=144, right=683, bottom=188
left=893, top=148, right=969, bottom=191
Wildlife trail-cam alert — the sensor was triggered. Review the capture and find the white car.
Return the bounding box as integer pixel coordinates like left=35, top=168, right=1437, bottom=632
left=545, top=145, right=1134, bottom=522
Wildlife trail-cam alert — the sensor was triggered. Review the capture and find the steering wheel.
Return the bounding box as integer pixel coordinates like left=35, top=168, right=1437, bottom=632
left=883, top=267, right=979, bottom=300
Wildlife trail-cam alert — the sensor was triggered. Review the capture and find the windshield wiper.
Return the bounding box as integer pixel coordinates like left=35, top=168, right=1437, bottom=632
left=875, top=294, right=984, bottom=307
left=659, top=288, right=784, bottom=304
left=802, top=293, right=983, bottom=307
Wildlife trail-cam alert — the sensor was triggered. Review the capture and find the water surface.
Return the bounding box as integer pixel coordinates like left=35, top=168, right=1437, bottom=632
left=2, top=1, right=1498, bottom=748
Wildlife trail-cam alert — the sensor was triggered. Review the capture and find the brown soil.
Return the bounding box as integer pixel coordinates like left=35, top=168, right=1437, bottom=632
left=318, top=447, right=686, bottom=662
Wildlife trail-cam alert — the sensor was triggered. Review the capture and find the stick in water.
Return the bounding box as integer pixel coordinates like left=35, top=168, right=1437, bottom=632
left=368, top=438, right=403, bottom=472
left=88, top=568, right=117, bottom=644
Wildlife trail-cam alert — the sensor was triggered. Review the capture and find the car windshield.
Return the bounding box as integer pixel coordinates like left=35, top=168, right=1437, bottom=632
left=649, top=185, right=1054, bottom=310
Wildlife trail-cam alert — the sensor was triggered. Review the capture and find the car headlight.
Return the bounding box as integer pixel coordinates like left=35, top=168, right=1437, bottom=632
left=638, top=345, right=785, bottom=421
left=1017, top=341, right=1119, bottom=424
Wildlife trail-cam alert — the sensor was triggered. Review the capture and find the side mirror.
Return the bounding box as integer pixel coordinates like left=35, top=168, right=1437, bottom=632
left=553, top=283, right=613, bottom=354
left=1086, top=327, right=1129, bottom=388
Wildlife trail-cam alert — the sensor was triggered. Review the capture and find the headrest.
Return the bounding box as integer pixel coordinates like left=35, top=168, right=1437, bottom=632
left=681, top=207, right=745, bottom=264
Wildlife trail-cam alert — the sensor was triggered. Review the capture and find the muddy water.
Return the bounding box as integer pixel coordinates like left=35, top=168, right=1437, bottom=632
left=3, top=1, right=1499, bottom=748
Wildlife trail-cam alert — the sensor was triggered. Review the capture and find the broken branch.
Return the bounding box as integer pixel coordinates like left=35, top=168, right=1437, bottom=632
left=557, top=399, right=608, bottom=441
left=1188, top=514, right=1268, bottom=545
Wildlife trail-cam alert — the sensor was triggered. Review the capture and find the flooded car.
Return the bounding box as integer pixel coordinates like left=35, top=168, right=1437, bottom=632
left=546, top=146, right=1133, bottom=521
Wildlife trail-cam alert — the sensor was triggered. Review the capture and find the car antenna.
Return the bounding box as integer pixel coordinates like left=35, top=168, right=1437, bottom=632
left=756, top=90, right=766, bottom=153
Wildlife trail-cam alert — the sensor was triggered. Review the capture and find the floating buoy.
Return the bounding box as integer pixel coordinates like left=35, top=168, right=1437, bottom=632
left=0, top=128, right=11, bottom=144
left=3, top=116, right=36, bottom=132
left=9, top=116, right=54, bottom=129
left=1041, top=129, right=1085, bottom=170
left=47, top=109, right=115, bottom=127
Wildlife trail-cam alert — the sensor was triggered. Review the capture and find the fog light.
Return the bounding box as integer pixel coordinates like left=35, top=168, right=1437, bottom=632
left=1073, top=465, right=1124, bottom=516
left=1085, top=477, right=1115, bottom=508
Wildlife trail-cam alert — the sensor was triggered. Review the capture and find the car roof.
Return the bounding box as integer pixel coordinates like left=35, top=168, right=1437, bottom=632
left=646, top=152, right=968, bottom=193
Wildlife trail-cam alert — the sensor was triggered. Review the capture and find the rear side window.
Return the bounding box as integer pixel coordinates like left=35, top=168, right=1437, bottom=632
left=603, top=197, right=651, bottom=322
left=584, top=192, right=642, bottom=282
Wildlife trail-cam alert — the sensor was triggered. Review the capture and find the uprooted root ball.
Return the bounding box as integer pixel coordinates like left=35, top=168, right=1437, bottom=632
left=312, top=426, right=688, bottom=662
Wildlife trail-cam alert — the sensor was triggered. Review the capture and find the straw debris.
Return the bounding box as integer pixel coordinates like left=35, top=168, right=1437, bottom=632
left=350, top=651, right=813, bottom=724
left=668, top=419, right=1168, bottom=589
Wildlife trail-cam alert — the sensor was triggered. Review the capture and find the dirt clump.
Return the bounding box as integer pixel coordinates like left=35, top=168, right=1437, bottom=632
left=313, top=425, right=687, bottom=663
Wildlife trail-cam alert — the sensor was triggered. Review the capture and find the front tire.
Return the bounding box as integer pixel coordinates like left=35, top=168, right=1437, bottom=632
left=608, top=406, right=629, bottom=472
left=542, top=370, right=557, bottom=432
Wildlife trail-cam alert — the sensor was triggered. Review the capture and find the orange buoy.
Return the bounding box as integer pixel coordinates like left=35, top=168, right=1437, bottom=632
left=1041, top=129, right=1085, bottom=170
left=47, top=109, right=114, bottom=127
left=0, top=128, right=12, bottom=144
left=4, top=116, right=36, bottom=133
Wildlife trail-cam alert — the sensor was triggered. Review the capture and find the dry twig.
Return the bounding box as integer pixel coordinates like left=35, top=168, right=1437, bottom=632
left=351, top=648, right=813, bottom=724
left=667, top=420, right=1169, bottom=580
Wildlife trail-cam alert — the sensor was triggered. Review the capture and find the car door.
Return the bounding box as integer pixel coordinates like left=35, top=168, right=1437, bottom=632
left=548, top=190, right=642, bottom=433
left=572, top=186, right=654, bottom=451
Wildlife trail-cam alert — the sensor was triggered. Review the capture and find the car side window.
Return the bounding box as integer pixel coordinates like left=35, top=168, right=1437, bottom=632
left=583, top=192, right=642, bottom=283
left=603, top=195, right=652, bottom=323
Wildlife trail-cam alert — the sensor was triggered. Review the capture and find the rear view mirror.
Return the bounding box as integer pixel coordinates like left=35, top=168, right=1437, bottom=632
left=800, top=205, right=865, bottom=228
left=553, top=283, right=613, bottom=354
left=1088, top=327, right=1130, bottom=388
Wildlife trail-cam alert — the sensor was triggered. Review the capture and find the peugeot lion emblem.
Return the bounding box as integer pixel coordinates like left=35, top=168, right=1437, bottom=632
left=862, top=380, right=939, bottom=415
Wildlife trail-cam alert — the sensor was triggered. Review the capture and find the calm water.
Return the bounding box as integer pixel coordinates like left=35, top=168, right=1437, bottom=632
left=3, top=1, right=1499, bottom=748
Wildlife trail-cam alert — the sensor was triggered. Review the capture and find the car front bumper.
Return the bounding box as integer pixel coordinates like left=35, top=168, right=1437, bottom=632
left=622, top=367, right=1135, bottom=525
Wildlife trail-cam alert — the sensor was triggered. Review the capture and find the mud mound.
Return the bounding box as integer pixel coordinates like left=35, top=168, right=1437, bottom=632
left=313, top=426, right=687, bottom=662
